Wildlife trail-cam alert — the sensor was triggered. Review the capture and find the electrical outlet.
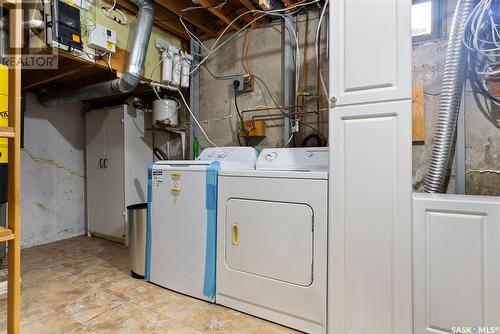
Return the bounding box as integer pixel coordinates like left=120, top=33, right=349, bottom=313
left=231, top=75, right=254, bottom=93
left=232, top=76, right=244, bottom=91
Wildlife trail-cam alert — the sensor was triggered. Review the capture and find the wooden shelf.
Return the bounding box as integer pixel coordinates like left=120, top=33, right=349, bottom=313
left=22, top=49, right=161, bottom=104
left=22, top=50, right=119, bottom=91
left=0, top=226, right=14, bottom=242
left=0, top=126, right=15, bottom=138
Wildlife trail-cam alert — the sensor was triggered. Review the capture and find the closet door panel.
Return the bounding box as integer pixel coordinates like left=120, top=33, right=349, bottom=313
left=86, top=110, right=107, bottom=237
left=329, top=0, right=412, bottom=105
left=328, top=100, right=412, bottom=334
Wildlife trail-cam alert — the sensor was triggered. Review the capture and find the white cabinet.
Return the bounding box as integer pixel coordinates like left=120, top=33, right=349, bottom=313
left=329, top=101, right=412, bottom=334
left=86, top=105, right=152, bottom=242
left=328, top=0, right=413, bottom=332
left=413, top=193, right=500, bottom=334
left=330, top=0, right=412, bottom=106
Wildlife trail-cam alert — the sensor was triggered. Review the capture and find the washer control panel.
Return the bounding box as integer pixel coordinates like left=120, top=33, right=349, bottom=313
left=198, top=147, right=258, bottom=164
left=256, top=147, right=328, bottom=171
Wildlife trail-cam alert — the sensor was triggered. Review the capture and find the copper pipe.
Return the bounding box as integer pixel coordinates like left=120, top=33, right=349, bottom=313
left=241, top=105, right=302, bottom=114
left=252, top=109, right=328, bottom=121
left=254, top=115, right=329, bottom=123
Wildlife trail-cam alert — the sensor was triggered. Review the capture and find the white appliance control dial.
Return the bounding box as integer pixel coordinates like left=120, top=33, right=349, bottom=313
left=218, top=151, right=228, bottom=158
left=265, top=152, right=278, bottom=161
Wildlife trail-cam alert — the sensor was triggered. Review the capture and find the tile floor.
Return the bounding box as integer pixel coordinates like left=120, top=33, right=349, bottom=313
left=0, top=236, right=299, bottom=333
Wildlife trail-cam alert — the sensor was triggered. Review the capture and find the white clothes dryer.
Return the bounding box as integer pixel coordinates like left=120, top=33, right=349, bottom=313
left=216, top=147, right=328, bottom=333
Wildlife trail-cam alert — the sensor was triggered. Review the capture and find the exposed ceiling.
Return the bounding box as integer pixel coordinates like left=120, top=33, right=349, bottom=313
left=115, top=0, right=297, bottom=42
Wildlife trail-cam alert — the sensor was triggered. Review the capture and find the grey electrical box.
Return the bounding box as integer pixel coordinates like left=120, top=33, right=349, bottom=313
left=232, top=76, right=245, bottom=91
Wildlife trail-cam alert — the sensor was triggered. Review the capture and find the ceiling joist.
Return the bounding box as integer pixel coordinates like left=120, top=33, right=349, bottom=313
left=239, top=0, right=258, bottom=11
left=196, top=0, right=242, bottom=30
left=109, top=0, right=191, bottom=40
left=154, top=0, right=219, bottom=38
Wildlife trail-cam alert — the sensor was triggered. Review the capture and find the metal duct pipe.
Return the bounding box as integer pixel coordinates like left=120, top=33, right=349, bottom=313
left=0, top=11, right=8, bottom=61
left=39, top=0, right=154, bottom=106
left=423, top=0, right=474, bottom=193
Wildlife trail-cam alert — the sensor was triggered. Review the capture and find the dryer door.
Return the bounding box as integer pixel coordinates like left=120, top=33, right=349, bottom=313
left=225, top=199, right=313, bottom=286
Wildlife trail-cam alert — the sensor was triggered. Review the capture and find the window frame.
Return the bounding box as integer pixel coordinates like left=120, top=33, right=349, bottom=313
left=412, top=0, right=444, bottom=44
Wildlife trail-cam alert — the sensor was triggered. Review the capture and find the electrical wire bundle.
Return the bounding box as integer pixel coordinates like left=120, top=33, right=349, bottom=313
left=463, top=0, right=500, bottom=103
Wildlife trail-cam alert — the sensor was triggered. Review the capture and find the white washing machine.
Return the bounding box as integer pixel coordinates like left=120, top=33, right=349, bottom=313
left=216, top=147, right=328, bottom=333
left=146, top=147, right=257, bottom=302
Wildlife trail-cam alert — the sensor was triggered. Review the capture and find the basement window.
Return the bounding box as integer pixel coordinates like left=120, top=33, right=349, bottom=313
left=412, top=0, right=442, bottom=43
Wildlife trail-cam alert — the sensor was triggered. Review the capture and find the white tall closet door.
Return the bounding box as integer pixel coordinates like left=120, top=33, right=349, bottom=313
left=123, top=110, right=151, bottom=206
left=329, top=101, right=412, bottom=334
left=103, top=114, right=125, bottom=240
left=86, top=110, right=107, bottom=238
left=329, top=0, right=411, bottom=106
left=328, top=0, right=412, bottom=332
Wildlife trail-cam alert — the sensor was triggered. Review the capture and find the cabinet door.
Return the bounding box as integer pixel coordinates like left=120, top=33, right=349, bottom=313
left=413, top=194, right=500, bottom=334
left=123, top=109, right=152, bottom=206
left=86, top=110, right=106, bottom=237
left=329, top=0, right=411, bottom=106
left=103, top=115, right=125, bottom=240
left=329, top=100, right=412, bottom=334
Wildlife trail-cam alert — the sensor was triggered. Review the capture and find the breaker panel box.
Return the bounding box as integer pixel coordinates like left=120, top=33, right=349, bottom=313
left=49, top=0, right=83, bottom=51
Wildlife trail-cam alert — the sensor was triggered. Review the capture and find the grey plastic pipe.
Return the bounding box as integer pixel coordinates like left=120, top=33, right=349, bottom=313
left=39, top=0, right=154, bottom=106
left=423, top=0, right=474, bottom=193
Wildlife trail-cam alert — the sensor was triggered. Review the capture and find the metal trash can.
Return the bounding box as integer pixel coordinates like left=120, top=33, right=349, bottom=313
left=127, top=203, right=147, bottom=279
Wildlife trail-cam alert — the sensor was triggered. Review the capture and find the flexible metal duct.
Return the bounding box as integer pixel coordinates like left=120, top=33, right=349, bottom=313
left=39, top=0, right=154, bottom=106
left=423, top=0, right=474, bottom=193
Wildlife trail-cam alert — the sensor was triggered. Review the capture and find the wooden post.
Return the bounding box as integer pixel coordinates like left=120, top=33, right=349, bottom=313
left=7, top=3, right=22, bottom=333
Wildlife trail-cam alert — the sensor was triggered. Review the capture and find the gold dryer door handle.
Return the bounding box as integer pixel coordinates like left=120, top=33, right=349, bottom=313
left=232, top=223, right=240, bottom=246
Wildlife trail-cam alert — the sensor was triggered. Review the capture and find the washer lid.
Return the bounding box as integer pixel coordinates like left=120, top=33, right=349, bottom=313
left=256, top=147, right=329, bottom=171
